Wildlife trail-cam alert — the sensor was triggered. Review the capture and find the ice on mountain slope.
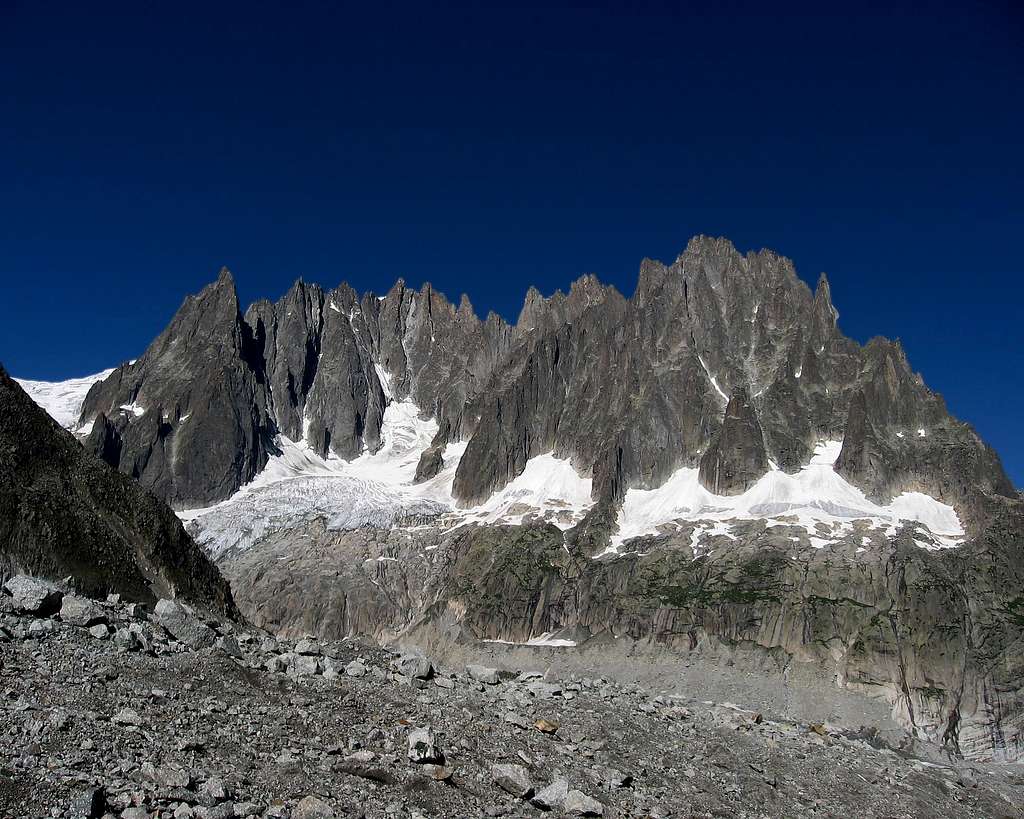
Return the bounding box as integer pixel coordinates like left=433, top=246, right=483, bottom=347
left=176, top=364, right=964, bottom=559
left=181, top=398, right=450, bottom=558
left=182, top=394, right=594, bottom=557
left=14, top=368, right=115, bottom=429
left=610, top=441, right=965, bottom=551
left=346, top=400, right=438, bottom=485
left=457, top=453, right=593, bottom=529
left=184, top=471, right=448, bottom=561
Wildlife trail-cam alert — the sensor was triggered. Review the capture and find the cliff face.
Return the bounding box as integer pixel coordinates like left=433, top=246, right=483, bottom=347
left=0, top=365, right=236, bottom=614
left=220, top=497, right=1024, bottom=763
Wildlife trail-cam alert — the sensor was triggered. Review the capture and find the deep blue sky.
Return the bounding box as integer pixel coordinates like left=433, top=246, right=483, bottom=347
left=1, top=1, right=1021, bottom=484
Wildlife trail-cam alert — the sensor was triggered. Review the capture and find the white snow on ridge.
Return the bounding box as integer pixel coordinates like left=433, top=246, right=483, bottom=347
left=15, top=368, right=115, bottom=429
left=611, top=441, right=964, bottom=551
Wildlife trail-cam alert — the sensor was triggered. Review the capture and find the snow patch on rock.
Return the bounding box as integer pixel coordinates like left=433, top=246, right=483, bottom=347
left=15, top=368, right=115, bottom=429
left=611, top=441, right=964, bottom=551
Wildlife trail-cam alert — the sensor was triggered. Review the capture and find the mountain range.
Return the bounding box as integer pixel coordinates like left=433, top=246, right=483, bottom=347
left=10, top=236, right=1024, bottom=765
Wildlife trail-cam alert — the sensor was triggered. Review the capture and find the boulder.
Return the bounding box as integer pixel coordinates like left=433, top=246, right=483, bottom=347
left=59, top=594, right=107, bottom=627
left=564, top=790, right=604, bottom=816
left=491, top=763, right=533, bottom=798
left=293, top=795, right=335, bottom=819
left=153, top=599, right=216, bottom=649
left=531, top=778, right=568, bottom=810
left=394, top=653, right=433, bottom=680
left=407, top=727, right=442, bottom=764
left=466, top=663, right=500, bottom=685
left=3, top=575, right=63, bottom=615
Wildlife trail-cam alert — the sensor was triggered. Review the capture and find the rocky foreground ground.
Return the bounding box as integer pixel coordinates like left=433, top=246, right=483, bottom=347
left=2, top=577, right=1022, bottom=819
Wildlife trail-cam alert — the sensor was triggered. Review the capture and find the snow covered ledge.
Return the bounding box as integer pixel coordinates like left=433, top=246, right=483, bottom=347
left=606, top=441, right=965, bottom=554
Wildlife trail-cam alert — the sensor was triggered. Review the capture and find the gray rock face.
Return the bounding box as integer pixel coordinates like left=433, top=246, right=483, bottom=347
left=222, top=504, right=1024, bottom=763
left=698, top=387, right=769, bottom=495
left=0, top=367, right=235, bottom=613
left=79, top=269, right=274, bottom=509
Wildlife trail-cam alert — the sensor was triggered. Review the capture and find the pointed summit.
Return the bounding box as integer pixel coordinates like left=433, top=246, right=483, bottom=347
left=809, top=271, right=839, bottom=347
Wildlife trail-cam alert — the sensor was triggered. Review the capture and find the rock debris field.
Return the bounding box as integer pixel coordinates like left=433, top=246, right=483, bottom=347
left=2, top=576, right=1022, bottom=819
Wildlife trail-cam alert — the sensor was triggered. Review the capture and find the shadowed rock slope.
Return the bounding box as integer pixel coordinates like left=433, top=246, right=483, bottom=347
left=0, top=365, right=236, bottom=613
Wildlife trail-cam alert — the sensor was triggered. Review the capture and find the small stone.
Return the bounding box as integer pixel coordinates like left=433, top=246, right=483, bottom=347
left=534, top=718, right=559, bottom=734
left=407, top=727, right=442, bottom=763
left=433, top=676, right=455, bottom=690
left=531, top=778, right=568, bottom=810
left=88, top=623, right=110, bottom=640
left=466, top=664, right=500, bottom=685
left=121, top=809, right=149, bottom=819
left=526, top=681, right=562, bottom=699
left=491, top=763, right=533, bottom=798
left=112, top=708, right=143, bottom=727
left=3, top=575, right=63, bottom=615
left=563, top=790, right=604, bottom=816
left=293, top=795, right=335, bottom=818
left=344, top=660, right=367, bottom=678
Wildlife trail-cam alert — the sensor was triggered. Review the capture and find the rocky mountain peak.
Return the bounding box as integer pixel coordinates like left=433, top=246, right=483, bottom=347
left=70, top=239, right=1015, bottom=530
